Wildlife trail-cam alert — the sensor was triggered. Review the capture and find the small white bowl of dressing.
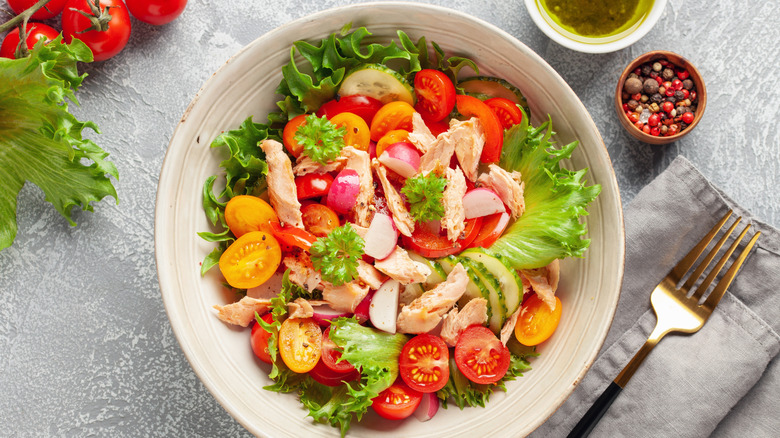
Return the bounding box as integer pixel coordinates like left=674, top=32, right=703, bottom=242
left=524, top=0, right=668, bottom=53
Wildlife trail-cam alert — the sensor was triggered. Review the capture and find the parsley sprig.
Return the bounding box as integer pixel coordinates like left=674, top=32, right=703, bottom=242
left=295, top=114, right=346, bottom=164
left=310, top=224, right=365, bottom=286
left=401, top=173, right=447, bottom=223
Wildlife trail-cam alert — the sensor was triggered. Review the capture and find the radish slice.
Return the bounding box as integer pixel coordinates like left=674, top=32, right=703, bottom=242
left=369, top=279, right=400, bottom=333
left=354, top=290, right=375, bottom=324
left=310, top=304, right=351, bottom=327
left=378, top=142, right=420, bottom=178
left=327, top=168, right=361, bottom=214
left=413, top=392, right=439, bottom=422
left=463, top=188, right=505, bottom=219
left=364, top=213, right=399, bottom=259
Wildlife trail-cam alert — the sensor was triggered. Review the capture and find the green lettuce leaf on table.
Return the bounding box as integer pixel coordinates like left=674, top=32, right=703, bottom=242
left=0, top=36, right=117, bottom=251
left=489, top=109, right=601, bottom=269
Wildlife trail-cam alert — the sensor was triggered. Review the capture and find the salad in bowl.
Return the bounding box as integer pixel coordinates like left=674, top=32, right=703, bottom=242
left=197, top=24, right=600, bottom=436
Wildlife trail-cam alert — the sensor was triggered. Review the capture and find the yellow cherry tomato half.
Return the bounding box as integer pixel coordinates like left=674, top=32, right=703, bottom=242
left=375, top=129, right=410, bottom=157
left=218, top=231, right=282, bottom=289
left=514, top=294, right=562, bottom=346
left=282, top=114, right=308, bottom=158
left=330, top=112, right=371, bottom=151
left=369, top=101, right=415, bottom=142
left=301, top=203, right=340, bottom=238
left=224, top=195, right=280, bottom=238
left=278, top=317, right=322, bottom=373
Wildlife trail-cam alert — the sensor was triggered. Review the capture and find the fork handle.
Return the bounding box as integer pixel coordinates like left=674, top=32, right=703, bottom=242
left=568, top=329, right=665, bottom=438
left=567, top=381, right=622, bottom=438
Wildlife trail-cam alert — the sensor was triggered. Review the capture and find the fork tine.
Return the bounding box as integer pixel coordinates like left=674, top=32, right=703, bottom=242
left=691, top=223, right=750, bottom=300
left=669, top=210, right=732, bottom=283
left=702, top=230, right=761, bottom=311
left=684, top=217, right=741, bottom=295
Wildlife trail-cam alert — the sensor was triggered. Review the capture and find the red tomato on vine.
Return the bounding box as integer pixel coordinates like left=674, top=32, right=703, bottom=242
left=7, top=0, right=68, bottom=20
left=61, top=0, right=132, bottom=62
left=0, top=23, right=60, bottom=59
left=125, top=0, right=188, bottom=26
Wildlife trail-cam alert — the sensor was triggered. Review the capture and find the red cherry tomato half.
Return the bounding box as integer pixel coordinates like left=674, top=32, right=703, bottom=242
left=454, top=325, right=511, bottom=385
left=484, top=97, right=523, bottom=130
left=308, top=358, right=361, bottom=387
left=125, top=0, right=187, bottom=25
left=250, top=313, right=275, bottom=364
left=295, top=173, right=334, bottom=200
left=0, top=23, right=60, bottom=59
left=371, top=380, right=422, bottom=420
left=301, top=204, right=340, bottom=238
left=399, top=334, right=450, bottom=393
left=8, top=0, right=67, bottom=20
left=467, top=209, right=510, bottom=249
left=316, top=94, right=384, bottom=127
left=321, top=327, right=356, bottom=373
left=269, top=221, right=317, bottom=251
left=455, top=95, right=504, bottom=163
left=413, top=69, right=456, bottom=122
left=62, top=0, right=132, bottom=62
left=402, top=217, right=482, bottom=259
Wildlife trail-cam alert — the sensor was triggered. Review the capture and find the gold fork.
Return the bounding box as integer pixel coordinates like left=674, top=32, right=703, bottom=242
left=568, top=210, right=761, bottom=437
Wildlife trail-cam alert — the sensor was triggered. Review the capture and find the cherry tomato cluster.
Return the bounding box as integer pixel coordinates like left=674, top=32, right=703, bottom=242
left=1, top=0, right=187, bottom=61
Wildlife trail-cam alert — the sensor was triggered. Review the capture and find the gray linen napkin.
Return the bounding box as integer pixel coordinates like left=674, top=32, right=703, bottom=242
left=530, top=156, right=780, bottom=437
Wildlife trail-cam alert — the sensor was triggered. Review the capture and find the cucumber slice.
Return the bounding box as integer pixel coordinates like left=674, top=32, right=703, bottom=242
left=460, top=248, right=524, bottom=321
left=458, top=257, right=506, bottom=334
left=438, top=255, right=493, bottom=323
left=407, top=251, right=447, bottom=287
left=338, top=64, right=415, bottom=105
left=459, top=76, right=530, bottom=115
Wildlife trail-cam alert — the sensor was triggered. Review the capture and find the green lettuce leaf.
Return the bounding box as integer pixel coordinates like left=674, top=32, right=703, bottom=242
left=489, top=110, right=601, bottom=269
left=0, top=36, right=118, bottom=251
left=303, top=318, right=408, bottom=436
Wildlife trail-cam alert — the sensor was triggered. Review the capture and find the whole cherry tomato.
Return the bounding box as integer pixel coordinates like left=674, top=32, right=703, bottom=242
left=62, top=0, right=132, bottom=62
left=7, top=0, right=67, bottom=20
left=125, top=0, right=187, bottom=26
left=0, top=23, right=60, bottom=59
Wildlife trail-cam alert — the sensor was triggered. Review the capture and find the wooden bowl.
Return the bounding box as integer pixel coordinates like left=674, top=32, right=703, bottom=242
left=615, top=50, right=707, bottom=144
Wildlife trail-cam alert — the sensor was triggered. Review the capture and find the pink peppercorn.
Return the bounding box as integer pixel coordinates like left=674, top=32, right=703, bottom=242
left=650, top=126, right=660, bottom=136
left=662, top=101, right=674, bottom=113
left=642, top=125, right=651, bottom=134
left=682, top=112, right=694, bottom=124
left=677, top=70, right=689, bottom=80
left=672, top=79, right=683, bottom=90
left=648, top=113, right=660, bottom=126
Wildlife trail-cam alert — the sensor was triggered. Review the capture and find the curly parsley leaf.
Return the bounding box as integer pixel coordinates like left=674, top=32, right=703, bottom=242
left=401, top=172, right=447, bottom=224
left=0, top=36, right=119, bottom=251
left=295, top=114, right=346, bottom=165
left=310, top=224, right=364, bottom=286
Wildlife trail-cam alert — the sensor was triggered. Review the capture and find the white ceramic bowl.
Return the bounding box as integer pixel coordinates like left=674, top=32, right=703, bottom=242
left=524, top=0, right=667, bottom=53
left=155, top=2, right=625, bottom=437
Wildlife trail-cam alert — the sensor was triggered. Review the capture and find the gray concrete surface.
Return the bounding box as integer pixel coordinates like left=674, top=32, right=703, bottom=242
left=1, top=0, right=778, bottom=436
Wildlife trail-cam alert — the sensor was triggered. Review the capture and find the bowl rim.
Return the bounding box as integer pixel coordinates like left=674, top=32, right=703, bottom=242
left=523, top=0, right=668, bottom=54
left=155, top=2, right=626, bottom=436
left=614, top=50, right=707, bottom=144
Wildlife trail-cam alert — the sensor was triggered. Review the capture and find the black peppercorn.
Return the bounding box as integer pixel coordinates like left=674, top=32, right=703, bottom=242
left=643, top=78, right=659, bottom=94
left=662, top=68, right=674, bottom=81
left=650, top=93, right=664, bottom=103
left=682, top=79, right=694, bottom=90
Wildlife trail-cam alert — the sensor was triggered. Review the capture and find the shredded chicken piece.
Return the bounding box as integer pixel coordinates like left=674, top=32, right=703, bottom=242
left=292, top=155, right=347, bottom=176
left=287, top=297, right=315, bottom=319
left=357, top=259, right=386, bottom=290
left=451, top=118, right=485, bottom=182
left=374, top=246, right=431, bottom=285
left=342, top=147, right=374, bottom=227
left=478, top=164, right=526, bottom=218
left=259, top=139, right=303, bottom=228
left=322, top=281, right=370, bottom=312
left=350, top=223, right=369, bottom=239
left=407, top=112, right=437, bottom=153
left=372, top=159, right=415, bottom=237
left=246, top=271, right=284, bottom=300
left=396, top=263, right=469, bottom=334
left=440, top=298, right=489, bottom=347
left=283, top=252, right=321, bottom=293
left=519, top=259, right=560, bottom=311
left=419, top=129, right=456, bottom=175
left=213, top=296, right=271, bottom=327
left=399, top=283, right=425, bottom=307
left=500, top=306, right=523, bottom=345
left=441, top=167, right=467, bottom=241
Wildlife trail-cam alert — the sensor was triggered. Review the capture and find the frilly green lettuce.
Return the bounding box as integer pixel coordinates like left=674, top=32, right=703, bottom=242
left=0, top=36, right=118, bottom=251
left=489, top=110, right=601, bottom=269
